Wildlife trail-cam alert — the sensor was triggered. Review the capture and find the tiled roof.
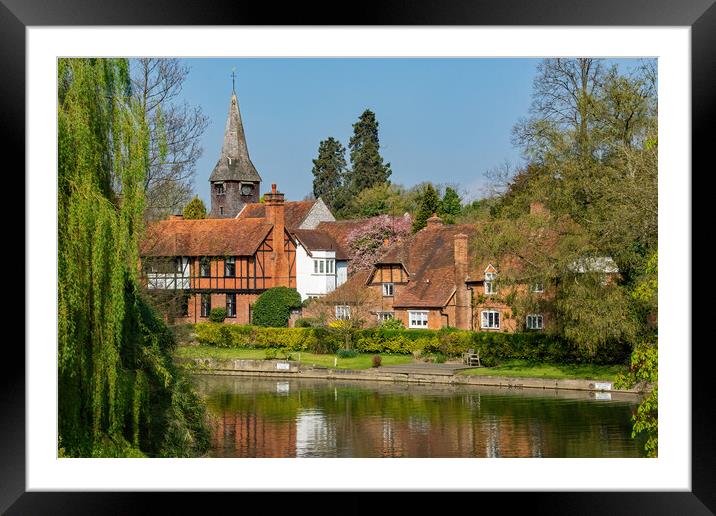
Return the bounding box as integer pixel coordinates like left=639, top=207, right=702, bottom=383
left=140, top=218, right=272, bottom=257
left=292, top=229, right=349, bottom=260
left=377, top=223, right=480, bottom=308
left=237, top=200, right=316, bottom=230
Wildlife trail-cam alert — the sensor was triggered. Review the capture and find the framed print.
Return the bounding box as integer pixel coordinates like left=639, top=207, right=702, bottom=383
left=6, top=0, right=713, bottom=513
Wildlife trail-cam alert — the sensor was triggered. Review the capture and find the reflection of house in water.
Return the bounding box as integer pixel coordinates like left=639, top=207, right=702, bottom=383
left=212, top=410, right=297, bottom=458
left=295, top=409, right=337, bottom=457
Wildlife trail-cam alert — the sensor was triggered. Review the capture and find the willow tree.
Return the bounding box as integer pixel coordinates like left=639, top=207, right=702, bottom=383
left=58, top=58, right=209, bottom=457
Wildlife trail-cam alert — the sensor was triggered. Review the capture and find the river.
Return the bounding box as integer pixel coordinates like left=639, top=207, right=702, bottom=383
left=192, top=374, right=646, bottom=458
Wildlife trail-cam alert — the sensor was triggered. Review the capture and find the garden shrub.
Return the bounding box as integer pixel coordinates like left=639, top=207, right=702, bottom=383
left=192, top=323, right=629, bottom=365
left=252, top=287, right=302, bottom=327
left=372, top=355, right=382, bottom=367
left=336, top=348, right=358, bottom=359
left=295, top=317, right=321, bottom=328
left=209, top=307, right=227, bottom=323
left=379, top=317, right=404, bottom=329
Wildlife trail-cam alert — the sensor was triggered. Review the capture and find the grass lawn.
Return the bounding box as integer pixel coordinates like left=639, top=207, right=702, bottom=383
left=174, top=345, right=414, bottom=370
left=457, top=360, right=626, bottom=381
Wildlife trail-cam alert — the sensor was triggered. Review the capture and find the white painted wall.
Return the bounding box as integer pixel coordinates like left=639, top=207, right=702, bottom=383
left=146, top=256, right=190, bottom=289
left=295, top=245, right=337, bottom=300
left=336, top=260, right=348, bottom=287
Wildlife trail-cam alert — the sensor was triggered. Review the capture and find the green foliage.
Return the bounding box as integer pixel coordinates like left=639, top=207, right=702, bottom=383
left=343, top=182, right=408, bottom=218
left=615, top=341, right=658, bottom=457
left=182, top=196, right=207, bottom=219
left=193, top=323, right=629, bottom=365
left=439, top=186, right=462, bottom=223
left=295, top=317, right=322, bottom=328
left=379, top=317, right=404, bottom=330
left=264, top=348, right=278, bottom=360
left=412, top=183, right=441, bottom=232
left=252, top=287, right=303, bottom=327
left=209, top=307, right=227, bottom=323
left=337, top=348, right=359, bottom=359
left=312, top=137, right=348, bottom=213
left=57, top=58, right=209, bottom=457
left=347, top=109, right=392, bottom=195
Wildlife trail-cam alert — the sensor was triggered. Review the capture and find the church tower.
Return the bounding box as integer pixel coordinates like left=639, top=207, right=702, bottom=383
left=209, top=84, right=262, bottom=218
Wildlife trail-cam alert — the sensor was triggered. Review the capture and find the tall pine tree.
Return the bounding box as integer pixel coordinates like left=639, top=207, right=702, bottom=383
left=347, top=109, right=391, bottom=195
left=412, top=183, right=441, bottom=232
left=311, top=137, right=348, bottom=212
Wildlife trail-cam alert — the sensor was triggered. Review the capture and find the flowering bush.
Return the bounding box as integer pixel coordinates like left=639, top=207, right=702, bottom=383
left=347, top=214, right=412, bottom=274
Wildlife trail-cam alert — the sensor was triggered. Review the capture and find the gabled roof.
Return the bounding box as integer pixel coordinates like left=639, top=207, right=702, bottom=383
left=140, top=218, right=272, bottom=257
left=236, top=200, right=316, bottom=230
left=209, top=93, right=262, bottom=183
left=377, top=223, right=481, bottom=308
left=292, top=229, right=349, bottom=260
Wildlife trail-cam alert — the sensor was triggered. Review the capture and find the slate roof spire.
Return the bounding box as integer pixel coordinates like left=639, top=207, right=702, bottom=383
left=209, top=89, right=262, bottom=183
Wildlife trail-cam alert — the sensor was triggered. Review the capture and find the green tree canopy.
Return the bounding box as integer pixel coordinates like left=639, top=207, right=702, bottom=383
left=252, top=287, right=303, bottom=327
left=183, top=195, right=207, bottom=219
left=439, top=186, right=462, bottom=223
left=412, top=183, right=441, bottom=232
left=58, top=58, right=209, bottom=457
left=312, top=136, right=348, bottom=213
left=347, top=109, right=392, bottom=195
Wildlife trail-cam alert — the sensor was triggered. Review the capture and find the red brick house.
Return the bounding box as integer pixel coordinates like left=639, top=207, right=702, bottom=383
left=140, top=184, right=296, bottom=324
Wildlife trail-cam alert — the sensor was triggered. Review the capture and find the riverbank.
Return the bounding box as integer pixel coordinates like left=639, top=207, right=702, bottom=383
left=175, top=354, right=646, bottom=396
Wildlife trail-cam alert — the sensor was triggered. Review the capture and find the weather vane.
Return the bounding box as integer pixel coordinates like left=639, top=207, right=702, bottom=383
left=231, top=67, right=237, bottom=93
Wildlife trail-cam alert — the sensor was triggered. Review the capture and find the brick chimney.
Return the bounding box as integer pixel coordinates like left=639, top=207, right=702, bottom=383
left=454, top=233, right=470, bottom=330
left=426, top=213, right=443, bottom=229
left=264, top=184, right=288, bottom=287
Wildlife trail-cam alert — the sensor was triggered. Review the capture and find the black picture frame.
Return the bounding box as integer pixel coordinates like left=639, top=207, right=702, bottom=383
left=6, top=0, right=711, bottom=513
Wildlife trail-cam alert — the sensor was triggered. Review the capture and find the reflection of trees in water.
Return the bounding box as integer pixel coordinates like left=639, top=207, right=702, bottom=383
left=197, top=377, right=644, bottom=458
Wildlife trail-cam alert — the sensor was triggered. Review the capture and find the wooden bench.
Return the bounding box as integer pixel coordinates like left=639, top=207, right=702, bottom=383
left=463, top=349, right=481, bottom=367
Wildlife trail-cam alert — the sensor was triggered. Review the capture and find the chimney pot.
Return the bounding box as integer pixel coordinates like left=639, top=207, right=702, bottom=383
left=272, top=183, right=277, bottom=194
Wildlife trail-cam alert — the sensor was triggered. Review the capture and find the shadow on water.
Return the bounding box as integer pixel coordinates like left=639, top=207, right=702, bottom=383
left=192, top=375, right=647, bottom=458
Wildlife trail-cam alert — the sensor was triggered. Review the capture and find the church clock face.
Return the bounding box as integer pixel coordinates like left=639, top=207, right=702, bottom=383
left=241, top=184, right=253, bottom=196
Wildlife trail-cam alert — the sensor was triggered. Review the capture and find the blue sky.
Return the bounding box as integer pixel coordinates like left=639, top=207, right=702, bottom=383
left=178, top=58, right=641, bottom=206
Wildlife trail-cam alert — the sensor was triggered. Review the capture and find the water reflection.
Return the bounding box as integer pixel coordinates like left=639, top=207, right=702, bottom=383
left=194, top=376, right=645, bottom=458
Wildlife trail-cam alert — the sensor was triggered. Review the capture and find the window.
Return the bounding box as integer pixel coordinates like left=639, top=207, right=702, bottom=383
left=215, top=183, right=225, bottom=195
left=219, top=206, right=224, bottom=215
left=200, top=257, right=211, bottom=277
left=335, top=305, right=351, bottom=320
left=226, top=293, right=236, bottom=318
left=526, top=314, right=543, bottom=330
left=485, top=272, right=497, bottom=294
left=409, top=311, right=429, bottom=329
left=201, top=294, right=211, bottom=317
left=377, top=311, right=395, bottom=322
left=481, top=310, right=500, bottom=329
left=313, top=259, right=335, bottom=275
left=225, top=257, right=236, bottom=277
left=382, top=283, right=394, bottom=297
left=175, top=257, right=184, bottom=273
left=532, top=282, right=544, bottom=293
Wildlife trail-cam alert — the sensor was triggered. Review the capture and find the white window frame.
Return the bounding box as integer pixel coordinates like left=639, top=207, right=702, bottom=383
left=376, top=311, right=395, bottom=322
left=408, top=310, right=429, bottom=329
left=335, top=305, right=351, bottom=320
left=481, top=310, right=500, bottom=329
left=526, top=314, right=544, bottom=330
left=485, top=272, right=497, bottom=295
left=382, top=282, right=394, bottom=297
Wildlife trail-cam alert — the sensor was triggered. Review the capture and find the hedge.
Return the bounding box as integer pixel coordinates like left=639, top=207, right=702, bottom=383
left=252, top=287, right=302, bottom=327
left=192, top=323, right=630, bottom=365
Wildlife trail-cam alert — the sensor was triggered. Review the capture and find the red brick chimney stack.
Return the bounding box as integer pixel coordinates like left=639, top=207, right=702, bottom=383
left=426, top=213, right=443, bottom=229
left=454, top=233, right=469, bottom=329
left=264, top=183, right=288, bottom=287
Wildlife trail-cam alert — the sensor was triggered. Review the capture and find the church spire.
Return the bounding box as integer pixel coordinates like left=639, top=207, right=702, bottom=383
left=209, top=89, right=262, bottom=184
left=209, top=81, right=262, bottom=218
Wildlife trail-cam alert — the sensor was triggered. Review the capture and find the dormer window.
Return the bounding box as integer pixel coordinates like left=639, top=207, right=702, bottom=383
left=485, top=272, right=497, bottom=294
left=215, top=183, right=225, bottom=195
